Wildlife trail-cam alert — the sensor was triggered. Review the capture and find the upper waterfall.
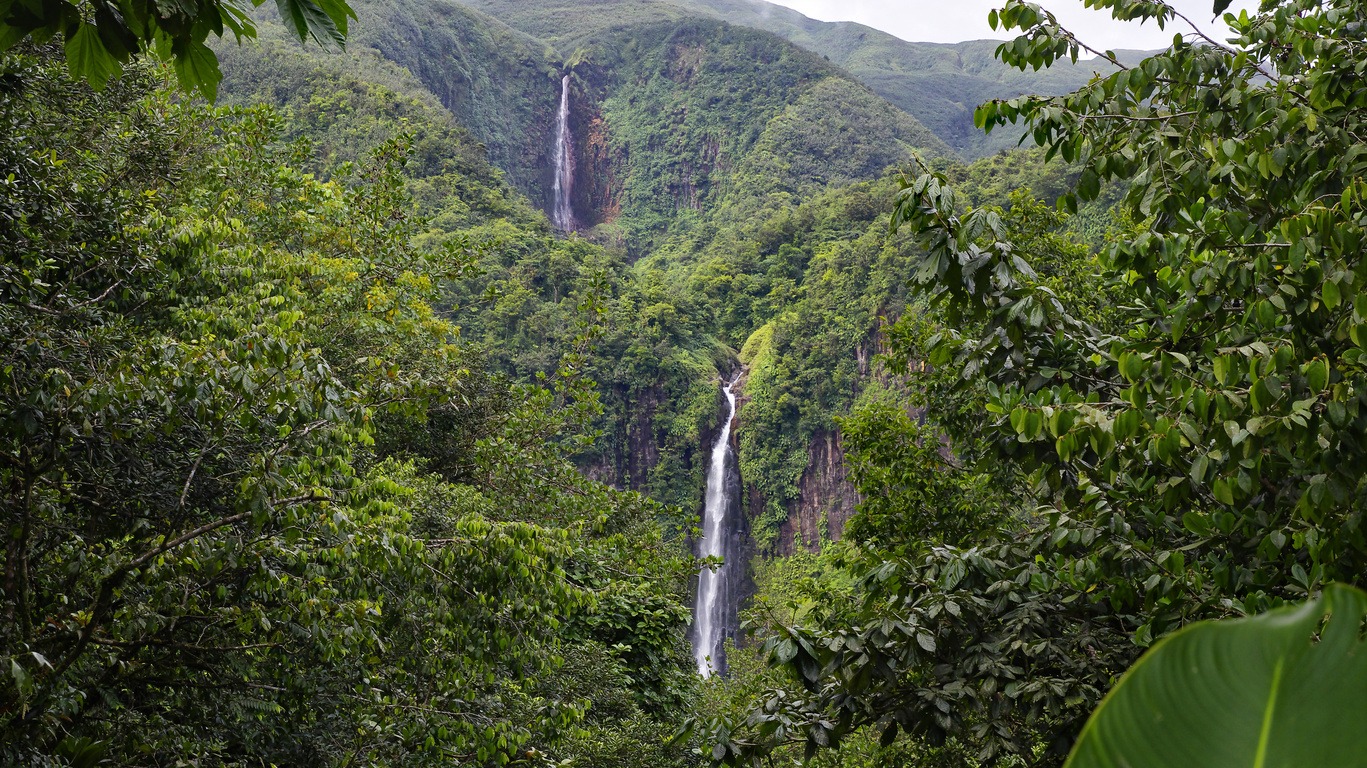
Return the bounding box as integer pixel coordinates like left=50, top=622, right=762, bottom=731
left=692, top=377, right=740, bottom=677
left=551, top=74, right=578, bottom=232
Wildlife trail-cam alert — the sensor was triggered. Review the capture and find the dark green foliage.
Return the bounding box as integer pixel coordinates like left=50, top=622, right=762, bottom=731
left=0, top=48, right=695, bottom=767
left=342, top=0, right=559, bottom=206
left=696, top=0, right=1367, bottom=765
left=0, top=0, right=354, bottom=98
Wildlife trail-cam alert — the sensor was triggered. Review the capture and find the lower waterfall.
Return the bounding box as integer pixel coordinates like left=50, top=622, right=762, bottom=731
left=692, top=377, right=740, bottom=677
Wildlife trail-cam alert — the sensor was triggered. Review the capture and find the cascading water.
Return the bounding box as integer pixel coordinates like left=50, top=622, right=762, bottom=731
left=551, top=74, right=578, bottom=232
left=692, top=377, right=739, bottom=677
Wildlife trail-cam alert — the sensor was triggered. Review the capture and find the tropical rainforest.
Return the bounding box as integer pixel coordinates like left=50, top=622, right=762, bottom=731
left=3, top=0, right=1367, bottom=766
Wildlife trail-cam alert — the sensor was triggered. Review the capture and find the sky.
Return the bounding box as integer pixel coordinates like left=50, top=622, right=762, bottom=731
left=763, top=0, right=1259, bottom=49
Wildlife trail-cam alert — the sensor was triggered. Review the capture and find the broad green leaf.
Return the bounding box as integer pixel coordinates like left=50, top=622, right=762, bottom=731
left=1304, top=358, right=1329, bottom=393
left=0, top=22, right=30, bottom=52
left=63, top=23, right=120, bottom=89
left=1066, top=584, right=1367, bottom=768
left=275, top=0, right=345, bottom=47
left=1119, top=352, right=1145, bottom=382
left=1212, top=476, right=1234, bottom=504
left=171, top=40, right=222, bottom=100
left=1323, top=278, right=1341, bottom=311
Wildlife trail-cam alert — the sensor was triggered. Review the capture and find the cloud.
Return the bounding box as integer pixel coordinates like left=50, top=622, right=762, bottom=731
left=763, top=0, right=1259, bottom=49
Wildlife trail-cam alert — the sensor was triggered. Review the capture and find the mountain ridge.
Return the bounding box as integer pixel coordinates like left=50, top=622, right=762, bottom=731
left=446, top=0, right=1135, bottom=157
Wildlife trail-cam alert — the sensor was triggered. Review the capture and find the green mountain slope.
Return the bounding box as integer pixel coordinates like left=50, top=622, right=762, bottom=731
left=209, top=0, right=1085, bottom=563
left=685, top=1, right=1133, bottom=156
left=287, top=0, right=949, bottom=253
left=575, top=17, right=949, bottom=249
left=449, top=0, right=1132, bottom=157
left=214, top=22, right=539, bottom=230
left=345, top=0, right=562, bottom=203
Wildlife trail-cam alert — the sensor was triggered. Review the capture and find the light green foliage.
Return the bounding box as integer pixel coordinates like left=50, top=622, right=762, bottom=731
left=209, top=2, right=966, bottom=548
left=213, top=23, right=537, bottom=228
left=589, top=19, right=899, bottom=250
left=1067, top=584, right=1367, bottom=768
left=216, top=16, right=729, bottom=517
left=838, top=388, right=1007, bottom=552
left=736, top=78, right=946, bottom=202
left=649, top=178, right=927, bottom=552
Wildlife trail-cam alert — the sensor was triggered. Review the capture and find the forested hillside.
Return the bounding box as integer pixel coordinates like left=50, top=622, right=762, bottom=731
left=446, top=0, right=1128, bottom=157
left=208, top=0, right=962, bottom=544
left=0, top=46, right=698, bottom=765
left=10, top=0, right=1365, bottom=766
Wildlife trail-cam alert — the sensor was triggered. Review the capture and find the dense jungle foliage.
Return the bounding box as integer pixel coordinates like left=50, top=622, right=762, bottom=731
left=689, top=1, right=1367, bottom=767
left=0, top=47, right=699, bottom=766
left=7, top=0, right=1367, bottom=766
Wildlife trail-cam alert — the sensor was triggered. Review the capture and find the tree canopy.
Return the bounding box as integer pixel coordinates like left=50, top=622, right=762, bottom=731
left=0, top=48, right=696, bottom=766
left=0, top=0, right=354, bottom=97
left=692, top=0, right=1367, bottom=764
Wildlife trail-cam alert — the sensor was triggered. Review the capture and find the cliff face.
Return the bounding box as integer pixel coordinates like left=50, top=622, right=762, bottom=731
left=581, top=383, right=687, bottom=491
left=627, top=385, right=666, bottom=489
left=774, top=429, right=860, bottom=555
left=346, top=0, right=560, bottom=206
left=578, top=111, right=621, bottom=227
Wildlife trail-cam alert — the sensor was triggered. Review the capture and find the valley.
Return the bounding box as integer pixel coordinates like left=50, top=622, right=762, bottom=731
left=6, top=0, right=1364, bottom=765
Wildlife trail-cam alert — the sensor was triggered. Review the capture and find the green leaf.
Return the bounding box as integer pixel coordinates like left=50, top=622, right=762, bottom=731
left=63, top=23, right=120, bottom=89
left=1305, top=358, right=1329, bottom=393
left=1323, top=278, right=1342, bottom=311
left=0, top=22, right=27, bottom=52
left=1189, top=453, right=1208, bottom=484
left=1212, top=477, right=1234, bottom=505
left=171, top=40, right=222, bottom=101
left=1066, top=584, right=1367, bottom=768
left=275, top=0, right=346, bottom=47
left=1119, top=352, right=1145, bottom=383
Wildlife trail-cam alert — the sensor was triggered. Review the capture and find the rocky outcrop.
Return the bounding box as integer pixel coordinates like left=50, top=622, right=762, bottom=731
left=774, top=429, right=860, bottom=555
left=579, top=112, right=621, bottom=226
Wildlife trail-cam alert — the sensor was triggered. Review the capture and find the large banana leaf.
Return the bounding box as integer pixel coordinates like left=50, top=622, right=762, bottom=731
left=1066, top=583, right=1367, bottom=768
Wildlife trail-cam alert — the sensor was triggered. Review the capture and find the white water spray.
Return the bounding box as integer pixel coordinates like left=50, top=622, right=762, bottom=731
left=551, top=74, right=577, bottom=231
left=693, top=377, right=739, bottom=677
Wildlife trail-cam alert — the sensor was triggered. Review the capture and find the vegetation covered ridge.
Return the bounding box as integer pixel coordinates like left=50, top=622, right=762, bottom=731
left=7, top=0, right=1367, bottom=766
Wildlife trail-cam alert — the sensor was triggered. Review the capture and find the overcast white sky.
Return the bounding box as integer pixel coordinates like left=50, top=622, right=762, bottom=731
left=765, top=0, right=1258, bottom=48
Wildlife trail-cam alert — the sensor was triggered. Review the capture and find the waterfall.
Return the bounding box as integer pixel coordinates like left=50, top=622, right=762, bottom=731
left=551, top=74, right=578, bottom=232
left=692, top=377, right=739, bottom=677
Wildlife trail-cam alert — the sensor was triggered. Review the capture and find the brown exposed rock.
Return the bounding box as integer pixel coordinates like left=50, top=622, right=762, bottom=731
left=578, top=110, right=621, bottom=227
left=774, top=429, right=860, bottom=555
